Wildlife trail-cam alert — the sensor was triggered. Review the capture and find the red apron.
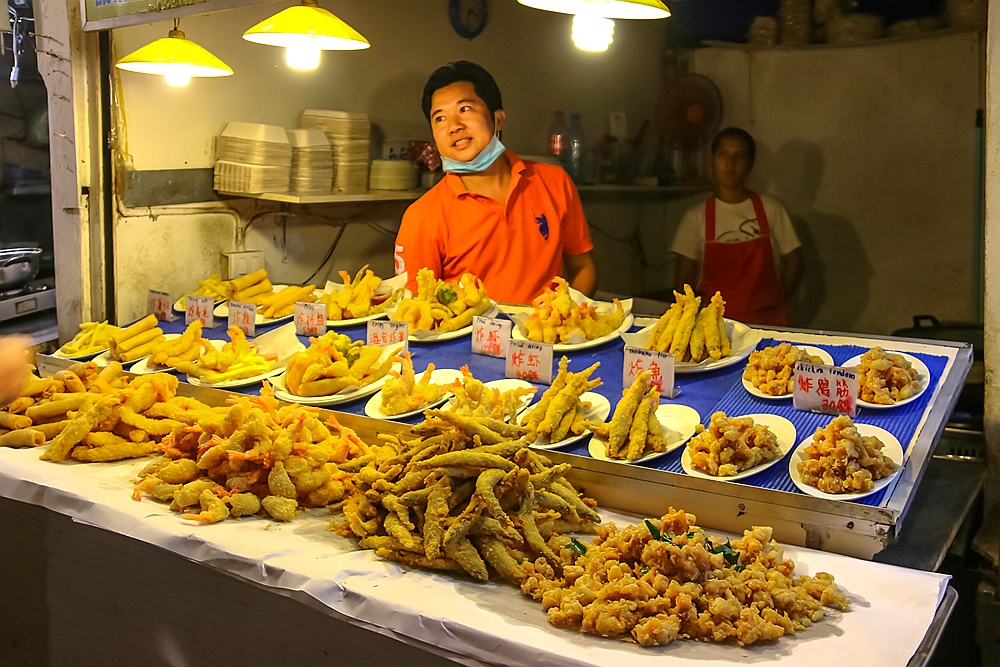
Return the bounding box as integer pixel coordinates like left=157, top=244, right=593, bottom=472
left=699, top=192, right=789, bottom=327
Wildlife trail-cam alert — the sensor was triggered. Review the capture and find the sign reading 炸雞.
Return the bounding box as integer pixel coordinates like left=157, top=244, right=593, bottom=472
left=471, top=316, right=512, bottom=357
left=505, top=340, right=553, bottom=384
left=623, top=345, right=676, bottom=397
left=792, top=362, right=859, bottom=416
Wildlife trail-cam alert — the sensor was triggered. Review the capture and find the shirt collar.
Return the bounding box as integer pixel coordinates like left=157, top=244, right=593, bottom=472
left=444, top=150, right=528, bottom=198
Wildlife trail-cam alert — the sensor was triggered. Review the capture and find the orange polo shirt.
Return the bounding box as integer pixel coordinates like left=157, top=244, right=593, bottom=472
left=393, top=151, right=593, bottom=304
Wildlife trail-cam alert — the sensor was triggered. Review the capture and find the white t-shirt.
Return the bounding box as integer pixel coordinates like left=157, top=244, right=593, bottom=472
left=670, top=195, right=801, bottom=278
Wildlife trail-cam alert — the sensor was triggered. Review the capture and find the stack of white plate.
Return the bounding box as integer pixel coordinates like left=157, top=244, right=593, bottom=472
left=287, top=128, right=334, bottom=195
left=214, top=121, right=292, bottom=194
left=370, top=159, right=418, bottom=191
left=300, top=110, right=371, bottom=192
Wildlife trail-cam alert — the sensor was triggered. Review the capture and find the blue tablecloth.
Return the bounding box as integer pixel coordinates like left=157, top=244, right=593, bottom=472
left=155, top=318, right=948, bottom=507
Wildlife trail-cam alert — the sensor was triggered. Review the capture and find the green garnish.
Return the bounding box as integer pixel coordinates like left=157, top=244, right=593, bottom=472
left=709, top=540, right=743, bottom=567
left=437, top=285, right=458, bottom=305
left=569, top=538, right=588, bottom=556
left=734, top=564, right=747, bottom=573
left=644, top=519, right=661, bottom=541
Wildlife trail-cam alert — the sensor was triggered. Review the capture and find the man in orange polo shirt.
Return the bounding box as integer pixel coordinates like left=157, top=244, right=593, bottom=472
left=394, top=61, right=597, bottom=305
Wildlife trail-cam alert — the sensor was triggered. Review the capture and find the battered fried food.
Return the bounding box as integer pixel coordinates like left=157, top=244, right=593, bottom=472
left=379, top=352, right=448, bottom=416
left=173, top=327, right=275, bottom=384
left=520, top=507, right=848, bottom=647
left=855, top=347, right=922, bottom=405
left=319, top=265, right=400, bottom=321
left=519, top=358, right=601, bottom=444
left=148, top=320, right=212, bottom=370
left=646, top=285, right=731, bottom=363
left=797, top=415, right=896, bottom=493
left=110, top=315, right=165, bottom=363
left=391, top=268, right=492, bottom=332
left=743, top=343, right=825, bottom=396
left=524, top=277, right=624, bottom=344
left=180, top=273, right=228, bottom=309
left=444, top=366, right=536, bottom=423
left=587, top=372, right=678, bottom=461
left=57, top=321, right=120, bottom=357
left=687, top=411, right=781, bottom=476
left=283, top=331, right=399, bottom=398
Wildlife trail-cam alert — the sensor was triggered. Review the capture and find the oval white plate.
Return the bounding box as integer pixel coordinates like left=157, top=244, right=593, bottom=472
left=129, top=333, right=182, bottom=375
left=842, top=351, right=929, bottom=409
left=529, top=391, right=612, bottom=450
left=52, top=346, right=109, bottom=362
left=364, top=368, right=465, bottom=420
left=214, top=285, right=295, bottom=325
left=625, top=318, right=760, bottom=375
left=588, top=403, right=701, bottom=465
left=185, top=338, right=306, bottom=389
left=511, top=313, right=635, bottom=352
left=441, top=378, right=537, bottom=416
left=401, top=301, right=499, bottom=342
left=741, top=345, right=835, bottom=400
left=681, top=413, right=797, bottom=481
left=789, top=423, right=904, bottom=500
left=173, top=295, right=226, bottom=313
left=272, top=352, right=403, bottom=407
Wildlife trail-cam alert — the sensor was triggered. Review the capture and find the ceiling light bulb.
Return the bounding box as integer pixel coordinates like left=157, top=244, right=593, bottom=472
left=163, top=70, right=192, bottom=87
left=285, top=43, right=322, bottom=70
left=572, top=13, right=614, bottom=52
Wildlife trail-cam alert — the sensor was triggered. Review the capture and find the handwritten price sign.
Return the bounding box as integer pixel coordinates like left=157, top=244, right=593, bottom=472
left=623, top=346, right=676, bottom=398
left=185, top=295, right=215, bottom=328
left=792, top=362, right=859, bottom=416
left=472, top=316, right=511, bottom=358
left=147, top=289, right=175, bottom=322
left=367, top=320, right=408, bottom=354
left=228, top=301, right=257, bottom=338
left=294, top=302, right=327, bottom=337
left=505, top=340, right=553, bottom=384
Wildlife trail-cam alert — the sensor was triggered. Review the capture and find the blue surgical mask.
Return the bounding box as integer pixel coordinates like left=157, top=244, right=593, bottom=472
left=442, top=133, right=506, bottom=174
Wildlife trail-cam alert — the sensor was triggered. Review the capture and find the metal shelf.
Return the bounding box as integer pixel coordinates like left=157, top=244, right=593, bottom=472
left=216, top=189, right=427, bottom=204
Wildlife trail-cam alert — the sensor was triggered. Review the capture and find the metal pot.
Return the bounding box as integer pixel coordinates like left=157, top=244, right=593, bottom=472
left=0, top=247, right=42, bottom=291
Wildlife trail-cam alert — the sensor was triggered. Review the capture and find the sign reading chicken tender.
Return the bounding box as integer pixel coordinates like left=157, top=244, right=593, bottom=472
left=505, top=340, right=553, bottom=384
left=792, top=362, right=858, bottom=416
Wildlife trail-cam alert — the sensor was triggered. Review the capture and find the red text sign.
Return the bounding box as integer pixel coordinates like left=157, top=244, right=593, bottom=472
left=367, top=320, right=408, bottom=354
left=185, top=295, right=215, bottom=328
left=792, top=362, right=859, bottom=416
left=228, top=301, right=257, bottom=338
left=147, top=289, right=175, bottom=322
left=472, top=316, right=512, bottom=358
left=294, top=302, right=327, bottom=337
left=505, top=340, right=553, bottom=384
left=623, top=345, right=676, bottom=398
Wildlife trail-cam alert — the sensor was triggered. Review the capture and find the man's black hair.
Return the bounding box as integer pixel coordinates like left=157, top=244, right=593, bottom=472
left=421, top=61, right=503, bottom=122
left=711, top=127, right=756, bottom=166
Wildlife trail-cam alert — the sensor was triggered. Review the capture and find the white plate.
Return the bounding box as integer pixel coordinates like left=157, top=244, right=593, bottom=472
left=587, top=403, right=701, bottom=464
left=271, top=346, right=404, bottom=406
left=172, top=295, right=227, bottom=313
left=789, top=423, right=904, bottom=500
left=400, top=301, right=500, bottom=342
left=623, top=318, right=761, bottom=375
left=511, top=313, right=635, bottom=352
left=214, top=285, right=294, bottom=325
left=681, top=413, right=797, bottom=481
left=529, top=391, right=612, bottom=450
left=364, top=368, right=466, bottom=420
left=741, top=345, right=835, bottom=400
left=128, top=333, right=182, bottom=375
left=185, top=338, right=306, bottom=389
left=842, top=351, right=930, bottom=409
left=52, top=346, right=109, bottom=362
left=441, top=378, right=537, bottom=416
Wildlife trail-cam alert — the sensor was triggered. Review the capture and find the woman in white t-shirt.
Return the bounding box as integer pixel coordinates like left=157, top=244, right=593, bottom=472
left=671, top=128, right=803, bottom=327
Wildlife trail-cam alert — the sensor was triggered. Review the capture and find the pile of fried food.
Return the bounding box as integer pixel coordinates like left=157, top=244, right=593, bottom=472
left=797, top=415, right=896, bottom=493
left=686, top=411, right=781, bottom=477
left=284, top=332, right=399, bottom=398
left=133, top=388, right=358, bottom=523
left=111, top=315, right=165, bottom=364
left=743, top=343, right=824, bottom=396
left=519, top=358, right=601, bottom=444
left=586, top=371, right=676, bottom=462
left=646, top=285, right=731, bottom=363
left=319, top=265, right=399, bottom=321
left=227, top=269, right=317, bottom=320
left=174, top=326, right=274, bottom=384
left=57, top=321, right=120, bottom=358
left=392, top=268, right=492, bottom=333
left=855, top=347, right=922, bottom=405
left=525, top=277, right=625, bottom=344
left=329, top=412, right=601, bottom=583
left=0, top=362, right=200, bottom=462
left=180, top=273, right=228, bottom=308
left=444, top=368, right=536, bottom=423
left=147, top=320, right=211, bottom=371
left=520, top=507, right=849, bottom=647
left=380, top=352, right=448, bottom=416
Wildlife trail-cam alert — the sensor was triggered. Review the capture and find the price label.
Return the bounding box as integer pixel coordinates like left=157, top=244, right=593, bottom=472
left=294, top=302, right=327, bottom=337
left=623, top=345, right=676, bottom=398
left=228, top=301, right=257, bottom=338
left=147, top=289, right=175, bottom=322
left=367, top=319, right=408, bottom=353
left=792, top=362, right=859, bottom=416
left=185, top=295, right=216, bottom=328
left=471, top=316, right=512, bottom=358
left=505, top=340, right=553, bottom=384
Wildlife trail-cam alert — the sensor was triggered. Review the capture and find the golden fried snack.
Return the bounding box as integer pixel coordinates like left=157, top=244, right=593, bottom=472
left=687, top=411, right=781, bottom=476
left=646, top=286, right=731, bottom=363
left=173, top=327, right=273, bottom=384
left=743, top=343, right=824, bottom=396
left=234, top=279, right=273, bottom=303
left=111, top=314, right=157, bottom=346
left=227, top=268, right=268, bottom=298
left=797, top=415, right=896, bottom=493
left=392, top=268, right=491, bottom=332
left=586, top=373, right=677, bottom=462
left=283, top=332, right=397, bottom=398
left=180, top=273, right=228, bottom=309
left=57, top=321, right=120, bottom=357
left=525, top=277, right=624, bottom=344
left=380, top=352, right=448, bottom=416
left=855, top=347, right=922, bottom=404
left=0, top=429, right=44, bottom=448
left=320, top=265, right=401, bottom=321
left=263, top=284, right=317, bottom=320
left=519, top=359, right=601, bottom=444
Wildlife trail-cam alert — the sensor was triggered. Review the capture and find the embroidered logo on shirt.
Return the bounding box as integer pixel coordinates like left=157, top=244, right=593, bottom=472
left=716, top=219, right=760, bottom=243
left=535, top=214, right=549, bottom=241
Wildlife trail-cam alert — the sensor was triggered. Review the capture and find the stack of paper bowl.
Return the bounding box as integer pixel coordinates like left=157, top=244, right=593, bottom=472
left=213, top=121, right=292, bottom=194
left=300, top=110, right=371, bottom=192
left=369, top=159, right=418, bottom=191
left=287, top=128, right=334, bottom=196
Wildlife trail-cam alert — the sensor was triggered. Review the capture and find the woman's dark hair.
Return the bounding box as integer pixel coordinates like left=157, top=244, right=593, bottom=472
left=711, top=127, right=756, bottom=166
left=421, top=61, right=503, bottom=121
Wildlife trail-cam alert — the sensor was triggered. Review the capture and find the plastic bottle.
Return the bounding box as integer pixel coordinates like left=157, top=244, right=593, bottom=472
left=547, top=111, right=568, bottom=161
left=567, top=112, right=585, bottom=183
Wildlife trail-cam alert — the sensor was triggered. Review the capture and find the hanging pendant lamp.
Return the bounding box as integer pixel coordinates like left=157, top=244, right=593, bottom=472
left=115, top=19, right=233, bottom=87
left=242, top=0, right=370, bottom=71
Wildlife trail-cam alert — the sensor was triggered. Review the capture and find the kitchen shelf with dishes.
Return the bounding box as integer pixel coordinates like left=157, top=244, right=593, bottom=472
left=217, top=188, right=428, bottom=205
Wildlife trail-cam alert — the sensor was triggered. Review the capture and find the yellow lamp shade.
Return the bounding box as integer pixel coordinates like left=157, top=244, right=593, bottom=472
left=116, top=29, right=233, bottom=87
left=242, top=3, right=370, bottom=51
left=518, top=0, right=669, bottom=19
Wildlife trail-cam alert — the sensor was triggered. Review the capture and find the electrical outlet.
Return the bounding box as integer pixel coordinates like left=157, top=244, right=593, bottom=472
left=222, top=251, right=265, bottom=280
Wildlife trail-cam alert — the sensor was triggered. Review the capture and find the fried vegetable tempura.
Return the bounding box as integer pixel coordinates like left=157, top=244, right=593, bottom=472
left=319, top=264, right=400, bottom=321
left=380, top=352, right=449, bottom=416
left=743, top=343, right=824, bottom=396
left=687, top=411, right=781, bottom=476
left=443, top=366, right=536, bottom=423
left=284, top=331, right=399, bottom=398
left=392, top=268, right=492, bottom=332
left=797, top=415, right=896, bottom=493
left=524, top=278, right=624, bottom=344
left=587, top=372, right=678, bottom=462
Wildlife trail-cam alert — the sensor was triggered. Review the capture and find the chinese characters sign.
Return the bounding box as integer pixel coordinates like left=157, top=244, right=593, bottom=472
left=792, top=362, right=859, bottom=416
left=472, top=316, right=512, bottom=358
left=185, top=295, right=215, bottom=328
left=228, top=301, right=257, bottom=338
left=505, top=340, right=553, bottom=384
left=367, top=320, right=408, bottom=353
left=147, top=289, right=175, bottom=322
left=623, top=346, right=676, bottom=397
left=294, top=302, right=327, bottom=337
